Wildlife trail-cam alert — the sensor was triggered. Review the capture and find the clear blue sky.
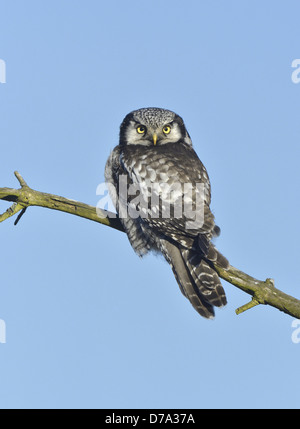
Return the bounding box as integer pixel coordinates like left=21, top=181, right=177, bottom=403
left=1, top=0, right=300, bottom=409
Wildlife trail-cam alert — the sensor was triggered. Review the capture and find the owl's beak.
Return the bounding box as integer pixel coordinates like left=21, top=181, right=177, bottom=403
left=152, top=133, right=158, bottom=146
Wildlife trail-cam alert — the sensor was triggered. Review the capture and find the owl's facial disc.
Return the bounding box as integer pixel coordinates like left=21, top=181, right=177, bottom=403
left=119, top=108, right=193, bottom=147
left=125, top=120, right=183, bottom=146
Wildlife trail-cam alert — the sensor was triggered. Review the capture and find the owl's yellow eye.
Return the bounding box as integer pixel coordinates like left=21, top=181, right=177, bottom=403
left=136, top=125, right=146, bottom=134
left=162, top=125, right=171, bottom=135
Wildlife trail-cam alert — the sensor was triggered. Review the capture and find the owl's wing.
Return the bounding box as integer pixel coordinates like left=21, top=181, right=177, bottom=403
left=105, top=146, right=153, bottom=256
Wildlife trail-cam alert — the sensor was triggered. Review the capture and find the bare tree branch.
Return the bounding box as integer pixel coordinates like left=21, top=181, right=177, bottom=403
left=1, top=171, right=300, bottom=319
left=0, top=171, right=123, bottom=231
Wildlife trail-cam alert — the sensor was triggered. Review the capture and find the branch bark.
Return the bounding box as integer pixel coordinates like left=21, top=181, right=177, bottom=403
left=1, top=171, right=300, bottom=319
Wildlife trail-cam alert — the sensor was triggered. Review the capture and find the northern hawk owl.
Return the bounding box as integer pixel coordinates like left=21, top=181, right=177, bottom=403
left=105, top=107, right=229, bottom=318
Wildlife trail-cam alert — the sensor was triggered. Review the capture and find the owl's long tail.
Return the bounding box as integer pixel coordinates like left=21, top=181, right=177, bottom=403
left=161, top=240, right=229, bottom=319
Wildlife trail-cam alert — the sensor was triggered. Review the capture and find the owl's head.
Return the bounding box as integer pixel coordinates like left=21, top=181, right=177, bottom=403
left=119, top=107, right=192, bottom=147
